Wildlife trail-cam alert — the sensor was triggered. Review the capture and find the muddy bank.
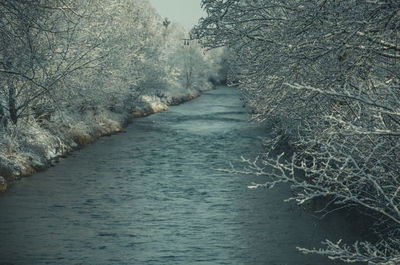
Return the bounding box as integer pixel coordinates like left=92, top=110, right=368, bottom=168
left=0, top=89, right=206, bottom=193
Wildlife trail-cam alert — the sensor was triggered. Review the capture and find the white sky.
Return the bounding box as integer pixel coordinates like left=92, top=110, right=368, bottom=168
left=147, top=0, right=205, bottom=32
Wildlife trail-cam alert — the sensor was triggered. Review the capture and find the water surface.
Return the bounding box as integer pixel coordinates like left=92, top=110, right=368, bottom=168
left=0, top=87, right=360, bottom=264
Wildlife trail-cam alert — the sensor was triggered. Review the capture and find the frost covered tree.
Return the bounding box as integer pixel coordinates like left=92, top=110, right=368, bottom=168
left=194, top=0, right=400, bottom=264
left=0, top=0, right=218, bottom=128
left=61, top=0, right=217, bottom=112
left=0, top=0, right=102, bottom=125
left=58, top=0, right=162, bottom=112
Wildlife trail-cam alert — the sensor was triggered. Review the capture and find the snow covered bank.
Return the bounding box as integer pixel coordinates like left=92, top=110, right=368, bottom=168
left=133, top=89, right=203, bottom=117
left=0, top=87, right=211, bottom=193
left=0, top=109, right=127, bottom=184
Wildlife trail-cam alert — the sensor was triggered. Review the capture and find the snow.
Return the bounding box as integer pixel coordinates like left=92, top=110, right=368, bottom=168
left=0, top=86, right=213, bottom=190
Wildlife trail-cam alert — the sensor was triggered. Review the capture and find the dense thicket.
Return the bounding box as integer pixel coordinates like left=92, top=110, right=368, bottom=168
left=194, top=0, right=400, bottom=264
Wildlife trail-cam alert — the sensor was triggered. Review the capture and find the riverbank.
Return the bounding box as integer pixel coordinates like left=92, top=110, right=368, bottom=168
left=0, top=87, right=209, bottom=193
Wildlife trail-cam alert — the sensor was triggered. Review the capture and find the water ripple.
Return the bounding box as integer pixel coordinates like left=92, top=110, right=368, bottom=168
left=0, top=87, right=363, bottom=265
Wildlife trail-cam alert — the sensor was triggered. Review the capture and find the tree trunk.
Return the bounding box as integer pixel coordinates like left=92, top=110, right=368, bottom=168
left=0, top=100, right=4, bottom=128
left=8, top=85, right=17, bottom=124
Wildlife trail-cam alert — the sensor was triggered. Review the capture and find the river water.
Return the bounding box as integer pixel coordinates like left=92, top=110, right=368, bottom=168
left=0, top=87, right=362, bottom=265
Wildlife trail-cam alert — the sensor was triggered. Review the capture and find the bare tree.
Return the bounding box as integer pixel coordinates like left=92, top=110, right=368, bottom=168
left=194, top=0, right=400, bottom=263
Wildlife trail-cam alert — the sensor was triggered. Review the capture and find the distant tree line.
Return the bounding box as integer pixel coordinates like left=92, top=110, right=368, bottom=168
left=194, top=0, right=400, bottom=264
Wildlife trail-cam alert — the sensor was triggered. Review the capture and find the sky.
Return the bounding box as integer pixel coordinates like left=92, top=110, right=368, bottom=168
left=147, top=0, right=206, bottom=32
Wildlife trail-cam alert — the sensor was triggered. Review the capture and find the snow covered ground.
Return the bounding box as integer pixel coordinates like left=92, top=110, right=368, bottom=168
left=0, top=87, right=211, bottom=192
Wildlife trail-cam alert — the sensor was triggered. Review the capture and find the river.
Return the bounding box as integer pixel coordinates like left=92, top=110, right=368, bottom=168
left=0, top=87, right=362, bottom=265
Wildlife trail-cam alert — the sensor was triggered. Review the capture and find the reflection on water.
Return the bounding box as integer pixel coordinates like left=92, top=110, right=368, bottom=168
left=0, top=87, right=361, bottom=264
